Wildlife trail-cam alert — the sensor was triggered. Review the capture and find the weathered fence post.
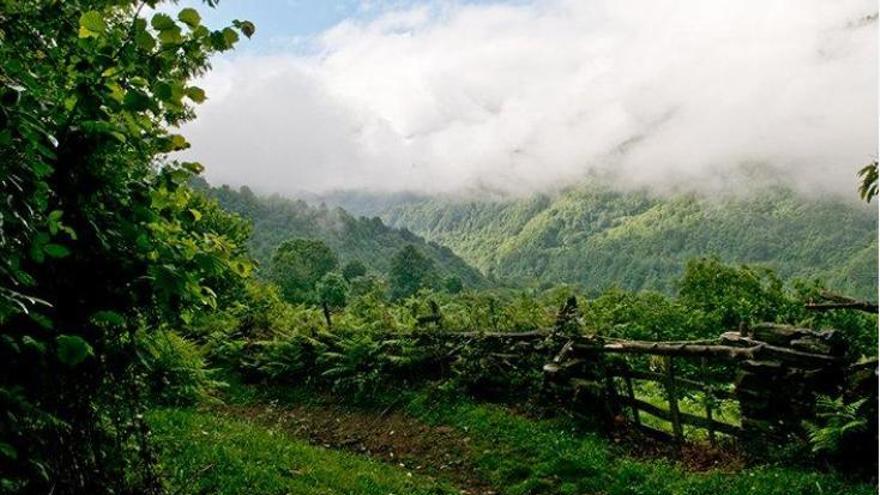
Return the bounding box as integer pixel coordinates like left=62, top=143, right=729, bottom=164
left=663, top=356, right=684, bottom=445
left=731, top=323, right=848, bottom=447
left=623, top=373, right=641, bottom=426
left=700, top=358, right=717, bottom=447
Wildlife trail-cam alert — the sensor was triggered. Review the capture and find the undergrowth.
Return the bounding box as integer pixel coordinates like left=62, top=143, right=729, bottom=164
left=193, top=377, right=875, bottom=495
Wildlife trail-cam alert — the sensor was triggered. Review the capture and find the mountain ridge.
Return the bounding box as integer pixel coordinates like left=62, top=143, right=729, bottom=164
left=312, top=183, right=878, bottom=298
left=193, top=180, right=487, bottom=288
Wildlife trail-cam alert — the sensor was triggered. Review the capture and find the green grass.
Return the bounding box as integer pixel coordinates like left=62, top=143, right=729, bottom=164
left=148, top=408, right=455, bottom=495
left=401, top=390, right=874, bottom=495
left=151, top=378, right=875, bottom=495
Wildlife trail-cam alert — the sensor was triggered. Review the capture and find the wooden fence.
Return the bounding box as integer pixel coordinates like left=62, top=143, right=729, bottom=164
left=413, top=294, right=873, bottom=447
left=538, top=324, right=849, bottom=445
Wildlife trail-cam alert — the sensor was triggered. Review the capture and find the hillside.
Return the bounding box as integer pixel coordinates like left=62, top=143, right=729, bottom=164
left=196, top=181, right=486, bottom=288
left=319, top=184, right=878, bottom=298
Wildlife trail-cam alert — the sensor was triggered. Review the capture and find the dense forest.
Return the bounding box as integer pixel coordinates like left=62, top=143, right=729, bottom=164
left=193, top=179, right=486, bottom=288
left=1, top=2, right=877, bottom=495
left=321, top=183, right=878, bottom=298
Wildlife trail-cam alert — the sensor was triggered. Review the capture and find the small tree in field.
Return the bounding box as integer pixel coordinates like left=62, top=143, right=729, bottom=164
left=388, top=245, right=436, bottom=300
left=317, top=272, right=348, bottom=329
left=270, top=238, right=338, bottom=303
left=677, top=257, right=797, bottom=329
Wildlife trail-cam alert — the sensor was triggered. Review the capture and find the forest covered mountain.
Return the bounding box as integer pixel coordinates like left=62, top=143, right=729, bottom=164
left=317, top=183, right=878, bottom=298
left=193, top=180, right=486, bottom=288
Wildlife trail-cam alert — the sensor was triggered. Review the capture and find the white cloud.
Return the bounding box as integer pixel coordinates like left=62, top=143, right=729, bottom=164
left=180, top=0, right=878, bottom=196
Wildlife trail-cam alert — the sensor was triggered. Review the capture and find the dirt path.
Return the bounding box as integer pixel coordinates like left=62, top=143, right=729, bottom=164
left=218, top=401, right=498, bottom=495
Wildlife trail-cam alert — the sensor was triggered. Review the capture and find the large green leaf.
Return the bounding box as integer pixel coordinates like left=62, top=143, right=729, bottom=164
left=151, top=13, right=177, bottom=31
left=44, top=243, right=70, bottom=258
left=91, top=310, right=125, bottom=327
left=56, top=335, right=94, bottom=366
left=185, top=86, right=206, bottom=103
left=123, top=90, right=152, bottom=112
left=0, top=442, right=17, bottom=460
left=222, top=27, right=240, bottom=47
left=79, top=11, right=106, bottom=38
left=178, top=8, right=202, bottom=28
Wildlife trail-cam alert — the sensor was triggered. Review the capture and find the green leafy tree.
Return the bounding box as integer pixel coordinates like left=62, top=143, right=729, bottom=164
left=341, top=259, right=368, bottom=281
left=270, top=238, right=338, bottom=303
left=349, top=274, right=383, bottom=298
left=677, top=257, right=797, bottom=329
left=388, top=245, right=436, bottom=300
left=200, top=184, right=487, bottom=289
left=316, top=272, right=348, bottom=329
left=443, top=276, right=464, bottom=294
left=317, top=273, right=349, bottom=311
left=0, top=2, right=253, bottom=493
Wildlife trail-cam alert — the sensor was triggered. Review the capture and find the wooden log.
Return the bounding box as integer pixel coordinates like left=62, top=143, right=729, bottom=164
left=806, top=301, right=879, bottom=313
left=743, top=323, right=842, bottom=353
left=739, top=360, right=784, bottom=374
left=603, top=337, right=721, bottom=346
left=634, top=423, right=676, bottom=442
left=574, top=340, right=758, bottom=361
left=573, top=330, right=840, bottom=366
left=806, top=291, right=878, bottom=314
left=701, top=358, right=717, bottom=447
left=719, top=333, right=842, bottom=365
left=450, top=329, right=549, bottom=340
left=552, top=340, right=575, bottom=363
left=569, top=378, right=604, bottom=393
left=543, top=358, right=584, bottom=375
left=624, top=374, right=641, bottom=426
left=664, top=356, right=684, bottom=444
left=788, top=338, right=836, bottom=356
left=617, top=396, right=742, bottom=437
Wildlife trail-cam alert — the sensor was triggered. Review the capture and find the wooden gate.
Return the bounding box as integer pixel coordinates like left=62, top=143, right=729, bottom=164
left=543, top=324, right=848, bottom=445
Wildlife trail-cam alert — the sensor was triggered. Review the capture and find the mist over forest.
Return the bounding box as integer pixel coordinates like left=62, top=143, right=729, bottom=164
left=180, top=0, right=877, bottom=197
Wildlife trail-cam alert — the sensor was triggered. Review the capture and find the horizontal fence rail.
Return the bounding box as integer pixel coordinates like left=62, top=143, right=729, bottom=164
left=412, top=309, right=861, bottom=447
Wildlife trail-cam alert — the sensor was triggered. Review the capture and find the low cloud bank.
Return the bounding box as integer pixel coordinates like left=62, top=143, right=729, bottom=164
left=181, top=0, right=878, bottom=197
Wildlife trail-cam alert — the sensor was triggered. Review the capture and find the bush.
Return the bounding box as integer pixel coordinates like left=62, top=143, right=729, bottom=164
left=246, top=333, right=322, bottom=383
left=804, top=395, right=868, bottom=455
left=316, top=330, right=430, bottom=398
left=138, top=329, right=222, bottom=406
left=678, top=257, right=799, bottom=329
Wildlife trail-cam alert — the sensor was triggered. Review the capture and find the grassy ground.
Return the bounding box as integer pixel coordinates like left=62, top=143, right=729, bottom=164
left=148, top=379, right=876, bottom=495
left=402, top=391, right=872, bottom=495
left=148, top=408, right=455, bottom=495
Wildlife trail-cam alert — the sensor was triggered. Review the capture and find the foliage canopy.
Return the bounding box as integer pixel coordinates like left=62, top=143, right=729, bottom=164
left=0, top=1, right=253, bottom=492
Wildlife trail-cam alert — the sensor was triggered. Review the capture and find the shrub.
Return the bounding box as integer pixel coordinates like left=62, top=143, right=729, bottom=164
left=803, top=395, right=868, bottom=455
left=138, top=329, right=222, bottom=406
left=246, top=333, right=322, bottom=383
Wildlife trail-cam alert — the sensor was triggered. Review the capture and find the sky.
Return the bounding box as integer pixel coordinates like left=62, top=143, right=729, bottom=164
left=173, top=0, right=879, bottom=196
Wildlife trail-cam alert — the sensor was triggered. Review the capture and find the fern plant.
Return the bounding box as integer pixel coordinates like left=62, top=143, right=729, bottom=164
left=803, top=395, right=868, bottom=454
left=319, top=332, right=424, bottom=398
